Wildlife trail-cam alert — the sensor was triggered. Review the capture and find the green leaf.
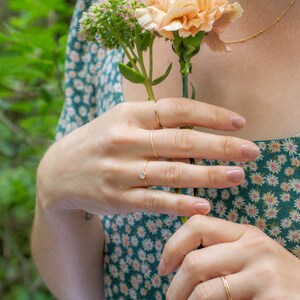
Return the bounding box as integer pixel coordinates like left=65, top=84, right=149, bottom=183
left=140, top=31, right=152, bottom=52
left=118, top=63, right=145, bottom=84
left=172, top=31, right=182, bottom=57
left=190, top=83, right=196, bottom=100
left=126, top=58, right=137, bottom=68
left=183, top=31, right=205, bottom=49
left=152, top=63, right=172, bottom=85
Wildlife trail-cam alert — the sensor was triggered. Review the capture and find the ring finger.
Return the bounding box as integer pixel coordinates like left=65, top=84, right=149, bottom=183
left=128, top=160, right=245, bottom=188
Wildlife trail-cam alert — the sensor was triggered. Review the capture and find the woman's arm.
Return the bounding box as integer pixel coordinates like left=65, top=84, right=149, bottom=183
left=32, top=161, right=105, bottom=299
left=31, top=208, right=104, bottom=300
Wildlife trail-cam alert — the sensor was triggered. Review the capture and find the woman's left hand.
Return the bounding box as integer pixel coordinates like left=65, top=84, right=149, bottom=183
left=159, top=215, right=300, bottom=300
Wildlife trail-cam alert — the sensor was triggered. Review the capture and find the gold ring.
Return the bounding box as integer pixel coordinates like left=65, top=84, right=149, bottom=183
left=139, top=161, right=149, bottom=187
left=221, top=276, right=233, bottom=300
left=150, top=130, right=159, bottom=158
left=154, top=100, right=163, bottom=128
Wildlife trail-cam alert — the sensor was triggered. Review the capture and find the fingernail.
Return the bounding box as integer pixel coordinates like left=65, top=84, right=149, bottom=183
left=158, top=258, right=167, bottom=275
left=226, top=168, right=245, bottom=182
left=241, top=144, right=260, bottom=159
left=231, top=115, right=246, bottom=129
left=195, top=202, right=210, bottom=214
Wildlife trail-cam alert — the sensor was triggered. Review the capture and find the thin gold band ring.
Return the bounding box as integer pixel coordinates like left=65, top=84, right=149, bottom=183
left=221, top=276, right=233, bottom=300
left=154, top=100, right=163, bottom=128
left=150, top=130, right=159, bottom=158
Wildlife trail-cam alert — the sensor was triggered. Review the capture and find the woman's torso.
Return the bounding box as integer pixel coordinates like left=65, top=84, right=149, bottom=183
left=123, top=0, right=300, bottom=141
left=57, top=0, right=300, bottom=298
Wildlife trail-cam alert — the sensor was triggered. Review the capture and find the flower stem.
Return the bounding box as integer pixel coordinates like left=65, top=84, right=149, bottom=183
left=182, top=73, right=189, bottom=98
left=144, top=82, right=155, bottom=100
left=181, top=73, right=199, bottom=198
left=149, top=37, right=154, bottom=82
left=134, top=30, right=155, bottom=100
left=113, top=28, right=155, bottom=100
left=112, top=30, right=140, bottom=74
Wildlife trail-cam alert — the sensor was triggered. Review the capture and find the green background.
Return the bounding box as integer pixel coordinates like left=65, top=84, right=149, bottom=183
left=0, top=0, right=75, bottom=298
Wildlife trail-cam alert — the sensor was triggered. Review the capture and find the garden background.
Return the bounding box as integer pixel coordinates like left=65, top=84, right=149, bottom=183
left=0, top=0, right=76, bottom=298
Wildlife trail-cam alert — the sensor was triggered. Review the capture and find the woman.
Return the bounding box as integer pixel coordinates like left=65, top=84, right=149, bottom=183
left=31, top=0, right=300, bottom=298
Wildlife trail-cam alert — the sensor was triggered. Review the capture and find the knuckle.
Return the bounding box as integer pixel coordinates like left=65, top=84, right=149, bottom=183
left=181, top=251, right=199, bottom=274
left=176, top=197, right=186, bottom=216
left=188, top=214, right=203, bottom=225
left=187, top=214, right=204, bottom=230
left=174, top=98, right=193, bottom=118
left=207, top=167, right=220, bottom=187
left=193, top=282, right=215, bottom=300
left=256, top=236, right=275, bottom=253
left=164, top=163, right=182, bottom=187
left=99, top=160, right=120, bottom=186
left=145, top=193, right=161, bottom=213
left=219, top=136, right=234, bottom=157
left=209, top=105, right=226, bottom=125
left=244, top=224, right=262, bottom=234
left=112, top=102, right=138, bottom=124
left=243, top=234, right=275, bottom=257
left=104, top=128, right=135, bottom=152
left=112, top=101, right=128, bottom=116
left=174, top=130, right=195, bottom=152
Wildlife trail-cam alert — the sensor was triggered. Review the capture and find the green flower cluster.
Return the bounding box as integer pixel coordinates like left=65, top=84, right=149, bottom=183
left=80, top=0, right=173, bottom=101
left=79, top=0, right=144, bottom=49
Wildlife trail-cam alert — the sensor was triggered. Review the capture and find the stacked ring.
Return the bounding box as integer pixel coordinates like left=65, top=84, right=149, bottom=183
left=221, top=276, right=233, bottom=300
left=154, top=100, right=163, bottom=128
left=139, top=161, right=149, bottom=187
left=150, top=130, right=159, bottom=158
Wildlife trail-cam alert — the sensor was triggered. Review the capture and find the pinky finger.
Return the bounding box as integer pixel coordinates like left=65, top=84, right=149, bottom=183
left=119, top=188, right=211, bottom=216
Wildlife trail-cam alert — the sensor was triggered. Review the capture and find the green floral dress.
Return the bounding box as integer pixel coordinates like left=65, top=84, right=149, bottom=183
left=56, top=0, right=300, bottom=298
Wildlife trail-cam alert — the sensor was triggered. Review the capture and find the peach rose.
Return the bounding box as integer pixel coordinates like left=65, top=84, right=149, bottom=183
left=136, top=0, right=243, bottom=51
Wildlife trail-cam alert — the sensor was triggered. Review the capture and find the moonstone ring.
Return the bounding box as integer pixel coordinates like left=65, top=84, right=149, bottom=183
left=139, top=161, right=149, bottom=187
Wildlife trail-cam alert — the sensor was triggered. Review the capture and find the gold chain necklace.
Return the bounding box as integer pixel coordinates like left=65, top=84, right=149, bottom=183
left=226, top=0, right=296, bottom=44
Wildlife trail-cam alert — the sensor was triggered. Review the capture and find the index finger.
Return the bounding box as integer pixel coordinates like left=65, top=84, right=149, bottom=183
left=132, top=98, right=246, bottom=130
left=158, top=215, right=256, bottom=276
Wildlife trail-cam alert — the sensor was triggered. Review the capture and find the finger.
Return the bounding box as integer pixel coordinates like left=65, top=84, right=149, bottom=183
left=138, top=128, right=260, bottom=161
left=159, top=215, right=255, bottom=275
left=118, top=188, right=211, bottom=216
left=130, top=98, right=246, bottom=130
left=165, top=243, right=246, bottom=300
left=188, top=273, right=254, bottom=300
left=128, top=160, right=245, bottom=189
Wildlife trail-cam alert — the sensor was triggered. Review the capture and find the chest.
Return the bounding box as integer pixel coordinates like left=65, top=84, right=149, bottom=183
left=122, top=3, right=300, bottom=140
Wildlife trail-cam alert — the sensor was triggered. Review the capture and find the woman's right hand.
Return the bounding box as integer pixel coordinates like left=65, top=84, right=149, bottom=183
left=37, top=98, right=260, bottom=216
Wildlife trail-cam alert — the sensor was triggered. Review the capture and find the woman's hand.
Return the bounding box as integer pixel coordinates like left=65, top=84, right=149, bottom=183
left=37, top=98, right=260, bottom=216
left=159, top=215, right=300, bottom=300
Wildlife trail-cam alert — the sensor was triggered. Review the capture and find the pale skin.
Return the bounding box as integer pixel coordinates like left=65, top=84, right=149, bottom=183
left=159, top=215, right=300, bottom=299
left=32, top=98, right=255, bottom=299
left=31, top=0, right=300, bottom=299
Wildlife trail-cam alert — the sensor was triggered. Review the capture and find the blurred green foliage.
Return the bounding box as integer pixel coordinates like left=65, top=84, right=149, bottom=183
left=0, top=0, right=75, bottom=298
